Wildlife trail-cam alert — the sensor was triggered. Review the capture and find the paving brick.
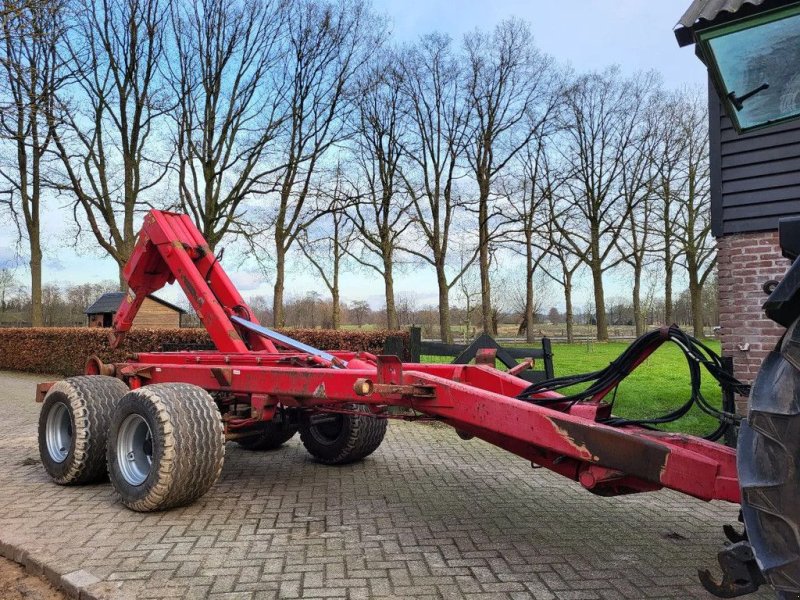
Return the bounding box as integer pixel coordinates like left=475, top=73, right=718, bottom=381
left=0, top=370, right=775, bottom=599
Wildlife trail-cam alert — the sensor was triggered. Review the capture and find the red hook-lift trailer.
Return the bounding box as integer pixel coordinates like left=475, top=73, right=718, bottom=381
left=35, top=210, right=800, bottom=598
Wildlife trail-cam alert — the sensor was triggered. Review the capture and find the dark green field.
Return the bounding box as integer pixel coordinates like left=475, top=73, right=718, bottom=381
left=423, top=339, right=726, bottom=436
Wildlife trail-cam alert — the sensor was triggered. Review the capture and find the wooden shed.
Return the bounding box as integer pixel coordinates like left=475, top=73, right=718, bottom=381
left=85, top=292, right=185, bottom=329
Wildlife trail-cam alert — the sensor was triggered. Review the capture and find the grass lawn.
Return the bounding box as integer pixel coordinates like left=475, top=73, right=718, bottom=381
left=422, top=339, right=725, bottom=437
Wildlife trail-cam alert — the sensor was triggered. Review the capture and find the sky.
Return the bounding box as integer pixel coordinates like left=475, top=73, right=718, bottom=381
left=0, top=0, right=709, bottom=313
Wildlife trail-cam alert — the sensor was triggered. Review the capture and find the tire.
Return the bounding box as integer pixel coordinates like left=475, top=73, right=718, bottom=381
left=236, top=421, right=298, bottom=451
left=38, top=375, right=129, bottom=485
left=299, top=405, right=387, bottom=465
left=107, top=383, right=225, bottom=512
left=738, top=316, right=800, bottom=595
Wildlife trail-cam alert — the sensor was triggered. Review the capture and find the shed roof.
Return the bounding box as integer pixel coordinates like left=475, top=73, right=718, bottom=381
left=675, top=0, right=797, bottom=46
left=85, top=292, right=186, bottom=315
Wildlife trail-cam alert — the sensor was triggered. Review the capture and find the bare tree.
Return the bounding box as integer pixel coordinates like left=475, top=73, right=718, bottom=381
left=297, top=166, right=355, bottom=329
left=265, top=0, right=383, bottom=327
left=617, top=101, right=658, bottom=336
left=463, top=18, right=557, bottom=334
left=50, top=0, right=173, bottom=287
left=0, top=0, right=65, bottom=325
left=675, top=93, right=714, bottom=338
left=618, top=188, right=656, bottom=336
left=347, top=55, right=410, bottom=330
left=651, top=92, right=687, bottom=324
left=0, top=267, right=16, bottom=314
left=538, top=162, right=582, bottom=343
left=349, top=299, right=369, bottom=328
left=556, top=67, right=657, bottom=340
left=500, top=132, right=554, bottom=342
left=455, top=261, right=481, bottom=341
left=169, top=0, right=286, bottom=249
left=399, top=33, right=472, bottom=342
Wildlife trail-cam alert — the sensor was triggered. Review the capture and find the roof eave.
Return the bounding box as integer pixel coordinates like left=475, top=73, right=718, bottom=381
left=674, top=25, right=698, bottom=46
left=676, top=0, right=799, bottom=47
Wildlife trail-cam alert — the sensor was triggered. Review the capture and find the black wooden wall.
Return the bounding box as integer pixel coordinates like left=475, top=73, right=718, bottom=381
left=709, top=78, right=800, bottom=237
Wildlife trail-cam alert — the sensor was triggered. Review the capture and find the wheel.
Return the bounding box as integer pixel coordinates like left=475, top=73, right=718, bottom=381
left=107, top=383, right=225, bottom=512
left=738, top=316, right=800, bottom=595
left=236, top=421, right=298, bottom=451
left=299, top=405, right=387, bottom=465
left=38, top=376, right=129, bottom=485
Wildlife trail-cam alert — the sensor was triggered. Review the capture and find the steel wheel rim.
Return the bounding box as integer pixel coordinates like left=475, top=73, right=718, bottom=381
left=117, top=414, right=153, bottom=486
left=45, top=402, right=72, bottom=463
left=309, top=414, right=344, bottom=445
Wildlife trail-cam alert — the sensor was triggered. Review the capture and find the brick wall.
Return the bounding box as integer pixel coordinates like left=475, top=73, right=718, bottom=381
left=717, top=231, right=791, bottom=411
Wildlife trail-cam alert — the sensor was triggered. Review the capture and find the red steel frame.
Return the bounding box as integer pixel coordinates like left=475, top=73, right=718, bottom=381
left=101, top=210, right=740, bottom=505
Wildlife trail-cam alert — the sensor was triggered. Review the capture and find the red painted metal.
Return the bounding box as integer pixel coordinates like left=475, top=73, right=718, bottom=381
left=101, top=210, right=741, bottom=505
left=111, top=210, right=276, bottom=353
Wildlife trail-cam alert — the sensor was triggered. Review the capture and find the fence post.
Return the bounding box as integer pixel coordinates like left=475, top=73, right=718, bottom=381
left=409, top=326, right=421, bottom=362
left=721, top=355, right=738, bottom=448
left=542, top=337, right=554, bottom=378
left=382, top=335, right=405, bottom=360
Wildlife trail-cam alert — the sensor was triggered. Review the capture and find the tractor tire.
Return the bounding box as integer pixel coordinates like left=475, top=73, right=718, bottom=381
left=107, top=383, right=225, bottom=512
left=738, top=316, right=800, bottom=596
left=299, top=405, right=387, bottom=465
left=236, top=421, right=298, bottom=451
left=38, top=375, right=129, bottom=485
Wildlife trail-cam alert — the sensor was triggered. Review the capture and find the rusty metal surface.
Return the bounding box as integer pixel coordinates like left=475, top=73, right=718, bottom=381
left=547, top=416, right=670, bottom=484
left=34, top=381, right=54, bottom=403
left=210, top=367, right=233, bottom=387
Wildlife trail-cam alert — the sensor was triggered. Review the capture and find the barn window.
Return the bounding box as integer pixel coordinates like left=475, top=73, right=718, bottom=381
left=697, top=4, right=800, bottom=132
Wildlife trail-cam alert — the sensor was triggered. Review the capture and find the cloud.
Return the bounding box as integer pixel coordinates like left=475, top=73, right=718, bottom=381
left=229, top=270, right=267, bottom=292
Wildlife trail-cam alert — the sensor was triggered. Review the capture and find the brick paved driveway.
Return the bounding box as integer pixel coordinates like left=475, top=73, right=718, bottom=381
left=0, top=371, right=772, bottom=599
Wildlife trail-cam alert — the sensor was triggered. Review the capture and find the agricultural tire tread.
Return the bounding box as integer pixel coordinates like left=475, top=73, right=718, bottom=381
left=38, top=375, right=129, bottom=485
left=107, top=383, right=225, bottom=512
left=738, top=316, right=800, bottom=595
left=299, top=404, right=387, bottom=465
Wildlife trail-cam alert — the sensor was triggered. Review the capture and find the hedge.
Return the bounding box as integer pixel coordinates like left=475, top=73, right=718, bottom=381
left=0, top=327, right=409, bottom=377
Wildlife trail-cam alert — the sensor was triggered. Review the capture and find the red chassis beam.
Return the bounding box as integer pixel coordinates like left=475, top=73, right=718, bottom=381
left=117, top=351, right=740, bottom=504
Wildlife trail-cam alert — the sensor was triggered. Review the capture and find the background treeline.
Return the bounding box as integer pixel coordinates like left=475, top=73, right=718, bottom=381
left=0, top=0, right=715, bottom=342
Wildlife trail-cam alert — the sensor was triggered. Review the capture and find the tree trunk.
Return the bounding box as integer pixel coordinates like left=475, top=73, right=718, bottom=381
left=525, top=243, right=535, bottom=343
left=436, top=265, right=451, bottom=343
left=29, top=242, right=43, bottom=327
left=664, top=257, right=673, bottom=325
left=632, top=264, right=644, bottom=336
left=117, top=233, right=136, bottom=291
left=688, top=261, right=704, bottom=339
left=478, top=184, right=492, bottom=334
left=478, top=237, right=492, bottom=333
left=690, top=285, right=704, bottom=338
left=564, top=270, right=574, bottom=344
left=331, top=287, right=340, bottom=330
left=591, top=262, right=608, bottom=341
left=273, top=243, right=285, bottom=327
left=384, top=254, right=398, bottom=330
left=662, top=181, right=673, bottom=325
left=118, top=264, right=128, bottom=292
